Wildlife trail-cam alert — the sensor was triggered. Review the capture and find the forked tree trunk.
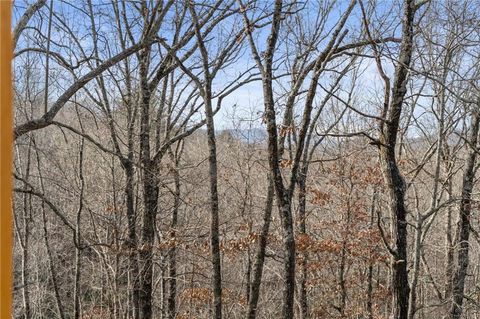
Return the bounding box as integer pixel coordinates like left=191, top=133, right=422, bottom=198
left=376, top=1, right=415, bottom=318
left=187, top=4, right=224, bottom=316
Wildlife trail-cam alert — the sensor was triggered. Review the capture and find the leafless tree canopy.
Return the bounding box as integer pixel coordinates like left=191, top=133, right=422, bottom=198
left=11, top=0, right=480, bottom=318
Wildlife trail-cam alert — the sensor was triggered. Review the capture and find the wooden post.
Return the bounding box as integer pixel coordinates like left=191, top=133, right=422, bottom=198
left=0, top=1, right=13, bottom=317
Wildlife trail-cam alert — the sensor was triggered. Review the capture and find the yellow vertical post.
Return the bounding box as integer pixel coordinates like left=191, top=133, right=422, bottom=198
left=0, top=1, right=13, bottom=318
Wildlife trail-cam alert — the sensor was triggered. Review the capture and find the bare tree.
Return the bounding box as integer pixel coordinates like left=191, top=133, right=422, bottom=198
left=359, top=0, right=419, bottom=317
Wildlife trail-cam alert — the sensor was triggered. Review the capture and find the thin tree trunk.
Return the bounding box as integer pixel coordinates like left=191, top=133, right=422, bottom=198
left=367, top=190, right=377, bottom=319
left=444, top=181, right=454, bottom=300
left=246, top=248, right=252, bottom=304
left=408, top=218, right=423, bottom=319
left=245, top=1, right=296, bottom=316
left=33, top=139, right=66, bottom=319
left=449, top=107, right=480, bottom=319
left=124, top=161, right=140, bottom=319
left=409, top=61, right=447, bottom=319
left=338, top=239, right=348, bottom=316
left=110, top=158, right=121, bottom=319
left=338, top=195, right=353, bottom=316
left=74, top=137, right=85, bottom=319
left=247, top=177, right=274, bottom=319
left=204, top=81, right=223, bottom=319
left=260, top=2, right=296, bottom=312
left=187, top=4, right=223, bottom=316
left=167, top=150, right=181, bottom=319
left=20, top=144, right=32, bottom=319
left=298, top=170, right=308, bottom=319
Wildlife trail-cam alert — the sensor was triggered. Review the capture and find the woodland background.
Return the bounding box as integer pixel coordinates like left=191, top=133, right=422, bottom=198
left=10, top=0, right=480, bottom=318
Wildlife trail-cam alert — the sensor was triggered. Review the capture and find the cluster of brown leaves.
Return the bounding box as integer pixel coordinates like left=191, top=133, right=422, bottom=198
left=362, top=165, right=384, bottom=186
left=280, top=159, right=293, bottom=168
left=309, top=187, right=331, bottom=206
left=104, top=205, right=116, bottom=214
left=180, top=288, right=245, bottom=306
left=181, top=288, right=213, bottom=305
left=156, top=237, right=178, bottom=251
left=279, top=125, right=295, bottom=137
left=296, top=228, right=387, bottom=263
left=296, top=235, right=343, bottom=254
left=221, top=232, right=259, bottom=257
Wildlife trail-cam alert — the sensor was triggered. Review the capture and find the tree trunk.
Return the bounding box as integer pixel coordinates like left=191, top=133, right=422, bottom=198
left=124, top=161, right=140, bottom=319
left=138, top=46, right=159, bottom=319
left=376, top=1, right=415, bottom=318
left=367, top=190, right=377, bottom=319
left=449, top=107, right=480, bottom=319
left=74, top=137, right=85, bottom=319
left=167, top=151, right=181, bottom=319
left=298, top=171, right=308, bottom=319
left=20, top=146, right=32, bottom=319
left=247, top=177, right=274, bottom=319
left=444, top=181, right=454, bottom=301
left=203, top=82, right=223, bottom=319
left=379, top=145, right=410, bottom=319
left=139, top=148, right=159, bottom=319
left=262, top=36, right=296, bottom=319
left=34, top=141, right=66, bottom=319
left=187, top=4, right=224, bottom=315
left=408, top=218, right=422, bottom=319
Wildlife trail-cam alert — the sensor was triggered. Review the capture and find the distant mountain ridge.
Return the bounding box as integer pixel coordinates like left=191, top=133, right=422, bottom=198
left=219, top=128, right=267, bottom=143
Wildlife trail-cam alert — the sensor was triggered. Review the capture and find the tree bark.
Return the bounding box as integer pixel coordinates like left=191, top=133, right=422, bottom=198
left=260, top=2, right=296, bottom=316
left=247, top=177, right=274, bottom=319
left=297, top=170, right=308, bottom=319
left=125, top=161, right=140, bottom=319
left=13, top=0, right=47, bottom=49
left=167, top=147, right=182, bottom=319
left=138, top=44, right=160, bottom=318
left=376, top=1, right=415, bottom=318
left=73, top=137, right=85, bottom=319
left=449, top=107, right=480, bottom=319
left=204, top=86, right=223, bottom=319
left=366, top=190, right=377, bottom=319
left=19, top=144, right=32, bottom=319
